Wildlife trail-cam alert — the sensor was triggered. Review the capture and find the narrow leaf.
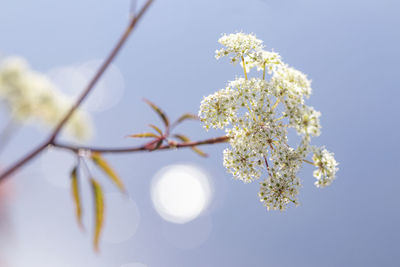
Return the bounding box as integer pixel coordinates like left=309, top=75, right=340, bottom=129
left=91, top=152, right=126, bottom=193
left=153, top=139, right=163, bottom=150
left=90, top=178, right=104, bottom=252
left=175, top=113, right=199, bottom=124
left=173, top=134, right=190, bottom=143
left=191, top=146, right=208, bottom=157
left=70, top=166, right=83, bottom=229
left=128, top=132, right=159, bottom=138
left=143, top=99, right=169, bottom=127
left=173, top=134, right=208, bottom=157
left=149, top=124, right=163, bottom=135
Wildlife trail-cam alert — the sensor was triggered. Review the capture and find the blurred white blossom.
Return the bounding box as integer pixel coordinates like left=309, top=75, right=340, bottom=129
left=0, top=56, right=93, bottom=140
left=199, top=32, right=339, bottom=211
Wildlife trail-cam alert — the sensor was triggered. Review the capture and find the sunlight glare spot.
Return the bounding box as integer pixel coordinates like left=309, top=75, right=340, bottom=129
left=151, top=164, right=211, bottom=224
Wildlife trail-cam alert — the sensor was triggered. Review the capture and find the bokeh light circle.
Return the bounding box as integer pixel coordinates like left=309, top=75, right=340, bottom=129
left=48, top=59, right=125, bottom=113
left=151, top=164, right=212, bottom=224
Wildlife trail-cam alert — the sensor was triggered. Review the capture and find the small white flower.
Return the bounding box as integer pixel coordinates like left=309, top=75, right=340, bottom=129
left=223, top=147, right=263, bottom=183
left=271, top=143, right=303, bottom=174
left=243, top=50, right=283, bottom=74
left=258, top=172, right=301, bottom=211
left=199, top=87, right=238, bottom=130
left=312, top=147, right=339, bottom=188
left=273, top=66, right=312, bottom=98
left=215, top=32, right=263, bottom=64
left=287, top=105, right=321, bottom=137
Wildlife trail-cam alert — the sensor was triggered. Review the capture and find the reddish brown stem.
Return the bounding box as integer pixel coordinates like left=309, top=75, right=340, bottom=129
left=263, top=155, right=273, bottom=178
left=0, top=0, right=153, bottom=183
left=53, top=136, right=229, bottom=154
left=48, top=0, right=153, bottom=143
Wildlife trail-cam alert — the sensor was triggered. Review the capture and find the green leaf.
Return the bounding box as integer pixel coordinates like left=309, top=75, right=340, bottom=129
left=153, top=139, right=163, bottom=150
left=70, top=166, right=83, bottom=229
left=143, top=99, right=169, bottom=127
left=173, top=134, right=208, bottom=157
left=191, top=146, right=208, bottom=158
left=175, top=113, right=199, bottom=124
left=128, top=132, right=159, bottom=138
left=149, top=124, right=163, bottom=135
left=90, top=178, right=104, bottom=252
left=173, top=134, right=190, bottom=142
left=91, top=152, right=126, bottom=193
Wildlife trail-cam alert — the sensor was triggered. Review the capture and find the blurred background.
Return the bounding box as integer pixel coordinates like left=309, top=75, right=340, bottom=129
left=0, top=0, right=400, bottom=266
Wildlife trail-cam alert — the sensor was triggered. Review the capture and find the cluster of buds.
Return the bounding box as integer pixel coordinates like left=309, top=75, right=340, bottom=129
left=199, top=32, right=339, bottom=211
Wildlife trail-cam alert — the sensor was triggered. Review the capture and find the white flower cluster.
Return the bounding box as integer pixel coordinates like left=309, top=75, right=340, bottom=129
left=199, top=32, right=339, bottom=211
left=0, top=57, right=93, bottom=140
left=311, top=147, right=339, bottom=188
left=215, top=32, right=263, bottom=64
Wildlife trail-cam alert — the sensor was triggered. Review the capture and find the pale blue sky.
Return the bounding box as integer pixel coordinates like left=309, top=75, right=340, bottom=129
left=0, top=0, right=399, bottom=266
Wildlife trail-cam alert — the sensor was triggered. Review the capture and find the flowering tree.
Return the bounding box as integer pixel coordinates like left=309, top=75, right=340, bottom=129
left=0, top=0, right=338, bottom=251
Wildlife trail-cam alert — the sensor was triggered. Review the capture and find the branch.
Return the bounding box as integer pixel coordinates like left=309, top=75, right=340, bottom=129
left=53, top=136, right=230, bottom=154
left=0, top=0, right=153, bottom=183
left=48, top=0, right=153, bottom=142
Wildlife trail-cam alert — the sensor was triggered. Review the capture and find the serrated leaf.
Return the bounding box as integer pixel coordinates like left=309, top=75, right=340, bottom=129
left=90, top=178, right=104, bottom=252
left=175, top=113, right=199, bottom=124
left=70, top=166, right=83, bottom=229
left=91, top=152, right=126, bottom=193
left=143, top=99, right=169, bottom=127
left=173, top=134, right=208, bottom=157
left=128, top=132, right=159, bottom=138
left=149, top=124, right=163, bottom=135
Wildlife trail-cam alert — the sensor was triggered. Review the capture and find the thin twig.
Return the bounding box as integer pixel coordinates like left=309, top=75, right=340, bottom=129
left=263, top=155, right=273, bottom=178
left=53, top=136, right=230, bottom=154
left=0, top=0, right=154, bottom=183
left=48, top=0, right=153, bottom=143
left=0, top=141, right=50, bottom=182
